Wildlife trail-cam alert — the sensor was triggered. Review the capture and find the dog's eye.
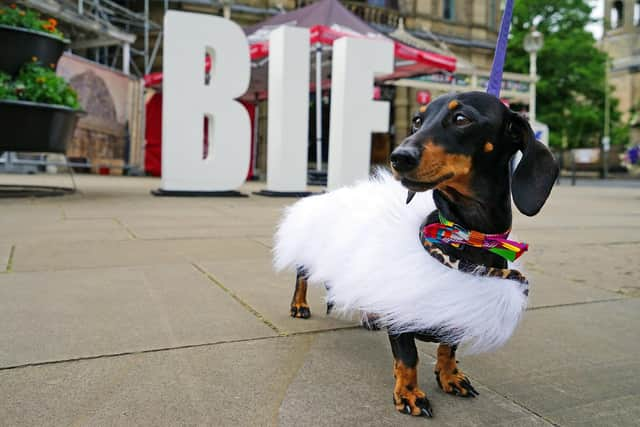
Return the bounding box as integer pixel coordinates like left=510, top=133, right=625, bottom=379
left=412, top=116, right=423, bottom=129
left=454, top=113, right=471, bottom=126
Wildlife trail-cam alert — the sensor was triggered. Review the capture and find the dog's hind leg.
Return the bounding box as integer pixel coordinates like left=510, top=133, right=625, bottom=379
left=388, top=333, right=433, bottom=417
left=290, top=266, right=311, bottom=319
left=434, top=344, right=479, bottom=397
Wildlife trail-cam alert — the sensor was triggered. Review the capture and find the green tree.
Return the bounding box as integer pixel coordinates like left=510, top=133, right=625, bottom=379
left=506, top=0, right=626, bottom=149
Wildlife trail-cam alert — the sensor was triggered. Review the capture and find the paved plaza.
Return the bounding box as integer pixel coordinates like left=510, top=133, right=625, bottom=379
left=0, top=172, right=639, bottom=426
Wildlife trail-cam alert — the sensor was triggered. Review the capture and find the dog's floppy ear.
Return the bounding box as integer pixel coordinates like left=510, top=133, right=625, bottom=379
left=508, top=112, right=559, bottom=216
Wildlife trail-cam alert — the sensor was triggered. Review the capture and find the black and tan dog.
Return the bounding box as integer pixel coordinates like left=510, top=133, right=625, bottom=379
left=289, top=91, right=558, bottom=417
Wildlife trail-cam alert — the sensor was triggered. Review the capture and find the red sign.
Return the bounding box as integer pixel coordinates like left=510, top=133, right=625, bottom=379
left=373, top=86, right=381, bottom=100
left=416, top=90, right=431, bottom=105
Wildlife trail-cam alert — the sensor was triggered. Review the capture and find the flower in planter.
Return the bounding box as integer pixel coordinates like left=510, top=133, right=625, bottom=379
left=0, top=4, right=65, bottom=39
left=0, top=63, right=80, bottom=110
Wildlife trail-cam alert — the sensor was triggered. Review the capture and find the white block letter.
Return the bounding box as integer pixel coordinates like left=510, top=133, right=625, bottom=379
left=266, top=26, right=310, bottom=192
left=327, top=38, right=393, bottom=190
left=161, top=11, right=251, bottom=191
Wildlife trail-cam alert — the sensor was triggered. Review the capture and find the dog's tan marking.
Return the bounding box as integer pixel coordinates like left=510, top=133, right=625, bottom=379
left=435, top=344, right=476, bottom=397
left=414, top=142, right=473, bottom=199
left=290, top=275, right=310, bottom=318
left=484, top=141, right=494, bottom=153
left=393, top=360, right=428, bottom=415
left=447, top=100, right=459, bottom=110
left=419, top=105, right=427, bottom=113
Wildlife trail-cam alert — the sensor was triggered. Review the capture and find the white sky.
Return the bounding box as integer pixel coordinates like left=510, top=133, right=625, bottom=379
left=586, top=0, right=604, bottom=39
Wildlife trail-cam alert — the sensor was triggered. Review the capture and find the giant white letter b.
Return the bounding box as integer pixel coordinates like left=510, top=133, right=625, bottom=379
left=161, top=11, right=251, bottom=192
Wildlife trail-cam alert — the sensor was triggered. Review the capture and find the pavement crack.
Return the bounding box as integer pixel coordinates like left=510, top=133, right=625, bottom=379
left=112, top=218, right=137, bottom=239
left=250, top=238, right=272, bottom=250
left=3, top=245, right=15, bottom=273
left=0, top=328, right=359, bottom=372
left=526, top=298, right=624, bottom=311
left=191, top=262, right=284, bottom=336
left=472, top=382, right=560, bottom=426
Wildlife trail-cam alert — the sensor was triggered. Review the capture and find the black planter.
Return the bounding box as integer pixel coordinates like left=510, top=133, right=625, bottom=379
left=0, top=25, right=69, bottom=75
left=0, top=100, right=82, bottom=153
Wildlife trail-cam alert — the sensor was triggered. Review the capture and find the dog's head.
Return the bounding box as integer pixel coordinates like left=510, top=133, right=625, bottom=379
left=390, top=92, right=558, bottom=216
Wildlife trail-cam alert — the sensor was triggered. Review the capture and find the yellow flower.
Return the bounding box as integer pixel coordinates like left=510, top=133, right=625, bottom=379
left=31, top=56, right=38, bottom=62
left=36, top=77, right=46, bottom=84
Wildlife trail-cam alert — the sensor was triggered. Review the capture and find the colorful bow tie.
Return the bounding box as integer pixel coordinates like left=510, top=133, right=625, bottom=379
left=421, top=214, right=528, bottom=262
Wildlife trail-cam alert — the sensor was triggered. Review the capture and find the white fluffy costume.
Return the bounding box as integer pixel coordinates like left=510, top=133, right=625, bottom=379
left=274, top=171, right=529, bottom=355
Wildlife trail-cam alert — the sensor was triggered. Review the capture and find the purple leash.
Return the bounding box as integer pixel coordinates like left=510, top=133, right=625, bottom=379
left=486, top=0, right=515, bottom=97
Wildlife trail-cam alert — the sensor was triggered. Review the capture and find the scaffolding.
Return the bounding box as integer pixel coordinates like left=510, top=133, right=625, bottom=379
left=20, top=0, right=162, bottom=76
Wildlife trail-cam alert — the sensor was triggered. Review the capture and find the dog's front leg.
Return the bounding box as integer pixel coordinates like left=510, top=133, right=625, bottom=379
left=388, top=333, right=433, bottom=417
left=434, top=344, right=478, bottom=397
left=290, top=267, right=310, bottom=318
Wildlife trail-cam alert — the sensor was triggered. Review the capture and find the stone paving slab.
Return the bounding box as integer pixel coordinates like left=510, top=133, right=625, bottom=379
left=517, top=226, right=640, bottom=245
left=198, top=258, right=357, bottom=334
left=525, top=242, right=640, bottom=294
left=0, top=218, right=132, bottom=244
left=420, top=299, right=640, bottom=427
left=0, top=335, right=312, bottom=427
left=128, top=224, right=276, bottom=240
left=524, top=270, right=622, bottom=309
left=0, top=264, right=276, bottom=368
left=279, top=329, right=551, bottom=426
left=10, top=237, right=271, bottom=272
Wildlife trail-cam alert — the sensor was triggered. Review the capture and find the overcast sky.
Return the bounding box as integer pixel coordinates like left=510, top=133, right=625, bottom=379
left=587, top=0, right=604, bottom=39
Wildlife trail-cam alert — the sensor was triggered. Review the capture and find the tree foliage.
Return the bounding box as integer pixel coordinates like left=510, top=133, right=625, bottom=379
left=505, top=0, right=627, bottom=149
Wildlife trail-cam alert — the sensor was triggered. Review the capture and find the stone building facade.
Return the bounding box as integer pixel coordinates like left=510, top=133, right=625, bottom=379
left=603, top=0, right=640, bottom=143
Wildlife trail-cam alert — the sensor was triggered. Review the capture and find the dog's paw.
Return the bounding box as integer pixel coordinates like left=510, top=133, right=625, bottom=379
left=393, top=389, right=433, bottom=417
left=434, top=369, right=479, bottom=398
left=290, top=303, right=310, bottom=319
left=360, top=313, right=380, bottom=331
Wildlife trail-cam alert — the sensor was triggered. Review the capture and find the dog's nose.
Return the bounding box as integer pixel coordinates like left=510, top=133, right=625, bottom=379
left=390, top=147, right=420, bottom=172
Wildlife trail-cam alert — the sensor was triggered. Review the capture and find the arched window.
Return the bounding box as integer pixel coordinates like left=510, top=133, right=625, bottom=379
left=443, top=0, right=455, bottom=21
left=634, top=0, right=640, bottom=26
left=611, top=0, right=624, bottom=29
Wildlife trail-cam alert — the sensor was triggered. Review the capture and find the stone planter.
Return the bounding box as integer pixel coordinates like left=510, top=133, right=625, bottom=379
left=0, top=24, right=69, bottom=75
left=0, top=100, right=82, bottom=153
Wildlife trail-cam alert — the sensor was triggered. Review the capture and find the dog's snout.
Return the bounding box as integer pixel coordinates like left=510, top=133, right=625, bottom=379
left=390, top=147, right=420, bottom=173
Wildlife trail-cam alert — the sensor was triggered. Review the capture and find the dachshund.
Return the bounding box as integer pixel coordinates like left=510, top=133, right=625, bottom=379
left=288, top=91, right=558, bottom=417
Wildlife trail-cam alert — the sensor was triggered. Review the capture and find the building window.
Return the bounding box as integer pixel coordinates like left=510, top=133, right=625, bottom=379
left=611, top=0, right=624, bottom=29
left=635, top=0, right=640, bottom=26
left=489, top=0, right=497, bottom=29
left=443, top=0, right=455, bottom=21
left=366, top=0, right=399, bottom=8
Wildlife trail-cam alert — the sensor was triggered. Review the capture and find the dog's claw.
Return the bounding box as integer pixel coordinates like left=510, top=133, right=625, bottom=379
left=326, top=301, right=334, bottom=315
left=290, top=304, right=311, bottom=319
left=406, top=190, right=416, bottom=205
left=395, top=394, right=432, bottom=417
left=436, top=371, right=478, bottom=398
left=415, top=398, right=433, bottom=417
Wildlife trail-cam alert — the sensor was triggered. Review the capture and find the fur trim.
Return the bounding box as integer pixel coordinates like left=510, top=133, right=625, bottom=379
left=274, top=171, right=528, bottom=354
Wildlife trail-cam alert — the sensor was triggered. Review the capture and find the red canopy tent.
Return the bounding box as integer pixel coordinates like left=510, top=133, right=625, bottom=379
left=241, top=0, right=455, bottom=100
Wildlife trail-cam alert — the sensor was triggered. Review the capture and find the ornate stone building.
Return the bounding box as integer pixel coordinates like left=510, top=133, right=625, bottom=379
left=603, top=0, right=640, bottom=143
